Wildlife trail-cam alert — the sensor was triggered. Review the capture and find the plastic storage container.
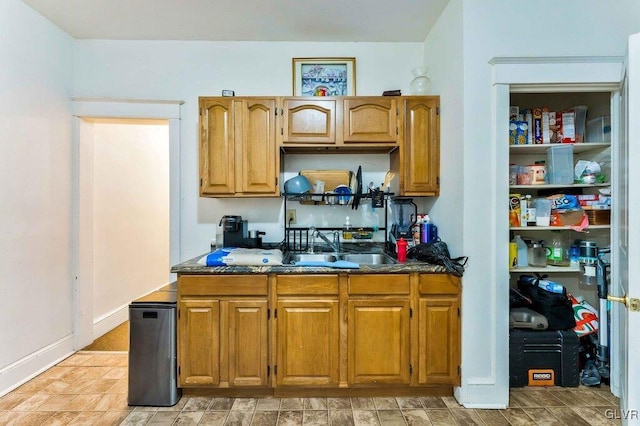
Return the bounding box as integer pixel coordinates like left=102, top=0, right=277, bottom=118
left=509, top=307, right=549, bottom=330
left=509, top=329, right=580, bottom=387
left=573, top=105, right=588, bottom=143
left=586, top=116, right=611, bottom=142
left=546, top=145, right=574, bottom=184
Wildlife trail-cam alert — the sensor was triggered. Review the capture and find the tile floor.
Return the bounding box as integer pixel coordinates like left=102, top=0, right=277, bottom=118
left=0, top=351, right=621, bottom=425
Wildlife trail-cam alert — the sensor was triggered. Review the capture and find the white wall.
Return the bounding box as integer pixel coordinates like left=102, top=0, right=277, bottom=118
left=422, top=0, right=464, bottom=255
left=72, top=41, right=425, bottom=259
left=92, top=121, right=170, bottom=324
left=0, top=0, right=75, bottom=395
left=447, top=0, right=640, bottom=408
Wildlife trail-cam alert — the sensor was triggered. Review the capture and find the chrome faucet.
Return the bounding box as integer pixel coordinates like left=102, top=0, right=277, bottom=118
left=308, top=227, right=341, bottom=253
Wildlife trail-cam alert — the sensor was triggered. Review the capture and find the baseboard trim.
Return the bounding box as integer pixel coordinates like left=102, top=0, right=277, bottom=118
left=93, top=305, right=129, bottom=340
left=0, top=335, right=74, bottom=397
left=455, top=383, right=509, bottom=408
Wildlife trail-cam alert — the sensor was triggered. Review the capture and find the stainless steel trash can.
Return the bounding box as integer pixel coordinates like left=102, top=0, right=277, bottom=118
left=128, top=290, right=181, bottom=406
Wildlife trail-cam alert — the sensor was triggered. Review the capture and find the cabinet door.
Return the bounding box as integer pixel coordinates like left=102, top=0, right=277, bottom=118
left=401, top=97, right=440, bottom=195
left=228, top=300, right=269, bottom=387
left=178, top=300, right=220, bottom=387
left=343, top=97, right=397, bottom=144
left=347, top=299, right=411, bottom=385
left=199, top=98, right=234, bottom=195
left=235, top=99, right=278, bottom=194
left=417, top=296, right=460, bottom=386
left=276, top=299, right=340, bottom=386
left=281, top=98, right=336, bottom=144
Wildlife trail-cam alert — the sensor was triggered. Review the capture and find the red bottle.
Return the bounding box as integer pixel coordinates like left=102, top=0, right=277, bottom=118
left=397, top=237, right=408, bottom=263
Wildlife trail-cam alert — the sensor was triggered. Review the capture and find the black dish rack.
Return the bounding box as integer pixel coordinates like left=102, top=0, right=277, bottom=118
left=282, top=191, right=392, bottom=252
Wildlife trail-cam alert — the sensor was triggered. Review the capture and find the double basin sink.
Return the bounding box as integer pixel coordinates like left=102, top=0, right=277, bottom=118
left=285, top=252, right=396, bottom=266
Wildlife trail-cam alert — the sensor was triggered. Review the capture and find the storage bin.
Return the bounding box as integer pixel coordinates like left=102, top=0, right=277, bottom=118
left=546, top=145, right=574, bottom=184
left=586, top=116, right=611, bottom=142
left=573, top=105, right=588, bottom=143
left=509, top=329, right=580, bottom=387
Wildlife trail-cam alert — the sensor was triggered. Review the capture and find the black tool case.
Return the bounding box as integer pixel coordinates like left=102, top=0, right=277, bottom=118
left=509, top=329, right=580, bottom=387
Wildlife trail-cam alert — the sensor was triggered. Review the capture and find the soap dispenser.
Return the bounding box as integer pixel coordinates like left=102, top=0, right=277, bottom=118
left=343, top=216, right=353, bottom=240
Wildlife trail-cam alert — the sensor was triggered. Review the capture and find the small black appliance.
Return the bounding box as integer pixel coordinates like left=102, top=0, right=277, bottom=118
left=218, top=215, right=265, bottom=248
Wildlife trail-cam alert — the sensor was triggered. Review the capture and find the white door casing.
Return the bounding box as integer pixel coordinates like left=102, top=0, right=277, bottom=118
left=490, top=56, right=625, bottom=408
left=71, top=98, right=183, bottom=350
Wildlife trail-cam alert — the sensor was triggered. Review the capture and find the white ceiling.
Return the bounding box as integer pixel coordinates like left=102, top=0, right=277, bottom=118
left=22, top=0, right=449, bottom=42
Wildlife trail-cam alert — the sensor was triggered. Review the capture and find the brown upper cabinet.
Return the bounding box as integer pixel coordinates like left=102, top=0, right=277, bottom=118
left=199, top=95, right=439, bottom=197
left=199, top=97, right=279, bottom=197
left=392, top=97, right=440, bottom=196
left=342, top=97, right=398, bottom=144
left=281, top=98, right=337, bottom=145
left=281, top=97, right=398, bottom=148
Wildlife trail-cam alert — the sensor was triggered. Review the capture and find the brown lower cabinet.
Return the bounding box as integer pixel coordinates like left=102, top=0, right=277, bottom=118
left=417, top=274, right=461, bottom=386
left=347, top=274, right=411, bottom=385
left=177, top=272, right=460, bottom=391
left=178, top=275, right=269, bottom=388
left=275, top=275, right=340, bottom=387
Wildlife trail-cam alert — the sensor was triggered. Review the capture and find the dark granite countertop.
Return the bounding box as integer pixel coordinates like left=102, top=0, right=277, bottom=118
left=171, top=251, right=448, bottom=275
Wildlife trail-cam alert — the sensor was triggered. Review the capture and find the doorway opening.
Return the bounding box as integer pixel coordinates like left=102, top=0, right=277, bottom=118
left=72, top=97, right=183, bottom=351
left=87, top=118, right=170, bottom=346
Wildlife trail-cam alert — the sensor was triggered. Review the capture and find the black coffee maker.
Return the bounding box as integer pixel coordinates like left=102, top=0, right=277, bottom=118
left=219, top=215, right=265, bottom=248
left=219, top=215, right=248, bottom=247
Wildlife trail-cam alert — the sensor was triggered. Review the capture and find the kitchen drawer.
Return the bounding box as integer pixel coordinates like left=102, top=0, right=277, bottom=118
left=276, top=275, right=339, bottom=295
left=418, top=274, right=460, bottom=295
left=179, top=275, right=268, bottom=296
left=348, top=274, right=410, bottom=295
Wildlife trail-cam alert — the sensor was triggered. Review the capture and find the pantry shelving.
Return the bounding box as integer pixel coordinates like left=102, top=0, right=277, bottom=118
left=508, top=90, right=613, bottom=307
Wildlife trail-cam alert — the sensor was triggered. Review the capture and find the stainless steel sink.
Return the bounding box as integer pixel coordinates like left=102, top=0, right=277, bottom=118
left=286, top=252, right=396, bottom=265
left=339, top=253, right=396, bottom=265
left=286, top=253, right=339, bottom=264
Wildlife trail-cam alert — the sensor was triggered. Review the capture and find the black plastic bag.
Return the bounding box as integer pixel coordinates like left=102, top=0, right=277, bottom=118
left=406, top=239, right=468, bottom=277
left=517, top=274, right=576, bottom=331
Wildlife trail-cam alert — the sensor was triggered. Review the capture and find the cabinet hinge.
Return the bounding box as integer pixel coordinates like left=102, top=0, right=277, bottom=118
left=458, top=365, right=461, bottom=377
left=275, top=177, right=278, bottom=186
left=199, top=108, right=203, bottom=115
left=274, top=309, right=277, bottom=319
left=275, top=109, right=278, bottom=116
left=200, top=178, right=203, bottom=187
left=178, top=365, right=181, bottom=376
left=274, top=365, right=277, bottom=375
left=409, top=308, right=413, bottom=318
left=396, top=127, right=399, bottom=135
left=280, top=128, right=283, bottom=136
left=396, top=106, right=399, bottom=116
left=410, top=364, right=413, bottom=375
left=457, top=307, right=460, bottom=317
left=177, top=309, right=180, bottom=319
left=436, top=177, right=440, bottom=186
left=436, top=106, right=440, bottom=115
left=267, top=308, right=270, bottom=320
left=267, top=365, right=270, bottom=376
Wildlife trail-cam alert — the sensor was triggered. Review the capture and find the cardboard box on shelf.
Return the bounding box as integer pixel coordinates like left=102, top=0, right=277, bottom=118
left=533, top=108, right=543, bottom=144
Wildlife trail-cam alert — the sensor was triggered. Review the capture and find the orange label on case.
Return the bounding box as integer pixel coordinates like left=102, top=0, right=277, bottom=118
left=528, top=369, right=555, bottom=386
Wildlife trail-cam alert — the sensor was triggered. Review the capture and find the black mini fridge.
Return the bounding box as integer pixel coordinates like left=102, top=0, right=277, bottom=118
left=128, top=290, right=181, bottom=406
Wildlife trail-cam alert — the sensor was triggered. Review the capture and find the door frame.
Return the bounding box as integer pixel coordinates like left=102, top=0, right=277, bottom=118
left=489, top=56, right=624, bottom=405
left=71, top=98, right=183, bottom=350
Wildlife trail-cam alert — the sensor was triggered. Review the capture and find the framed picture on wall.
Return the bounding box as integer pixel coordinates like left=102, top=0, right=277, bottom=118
left=292, top=57, right=356, bottom=96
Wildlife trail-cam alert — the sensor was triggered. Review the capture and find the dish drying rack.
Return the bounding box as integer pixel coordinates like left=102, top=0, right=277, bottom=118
left=282, top=192, right=392, bottom=253
left=284, top=227, right=382, bottom=252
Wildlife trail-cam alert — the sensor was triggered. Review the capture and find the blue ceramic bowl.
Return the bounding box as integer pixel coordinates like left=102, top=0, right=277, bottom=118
left=284, top=175, right=313, bottom=194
